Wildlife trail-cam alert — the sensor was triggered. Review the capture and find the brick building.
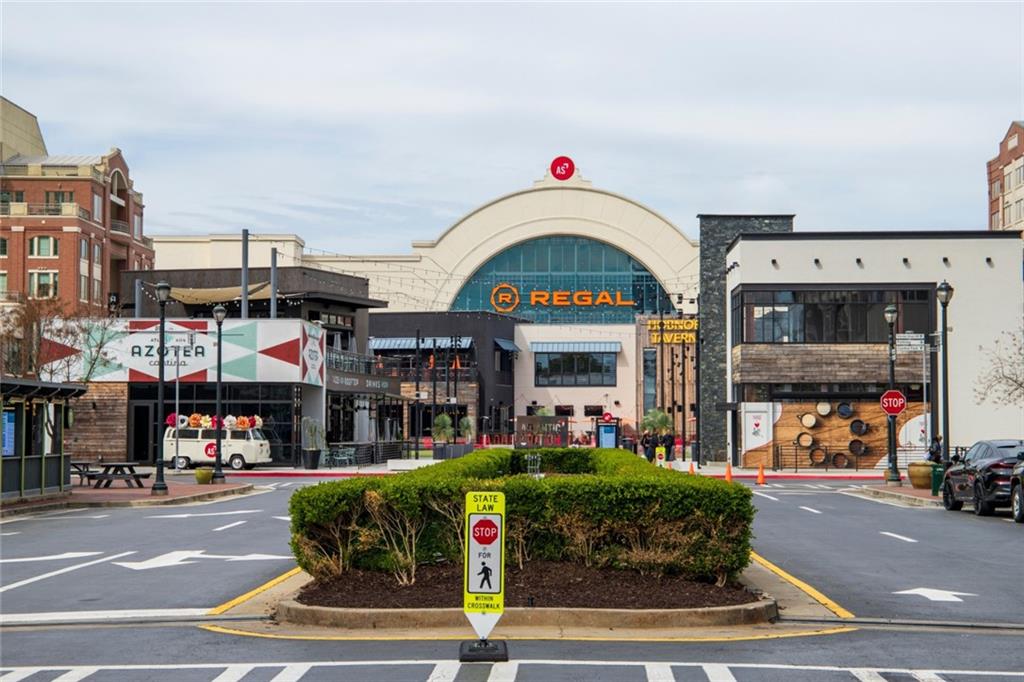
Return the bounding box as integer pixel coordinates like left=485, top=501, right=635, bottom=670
left=986, top=121, right=1024, bottom=231
left=0, top=97, right=154, bottom=314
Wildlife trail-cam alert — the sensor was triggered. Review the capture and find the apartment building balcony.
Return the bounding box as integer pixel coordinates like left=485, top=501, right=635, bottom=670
left=0, top=202, right=91, bottom=220
left=109, top=219, right=131, bottom=235
left=0, top=163, right=103, bottom=181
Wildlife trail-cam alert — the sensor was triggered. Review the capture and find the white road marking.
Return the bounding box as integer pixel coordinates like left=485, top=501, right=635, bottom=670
left=8, top=515, right=110, bottom=521
left=912, top=672, right=946, bottom=682
left=893, top=587, right=977, bottom=602
left=428, top=662, right=461, bottom=682
left=799, top=506, right=822, bottom=514
left=0, top=608, right=210, bottom=625
left=146, top=509, right=262, bottom=519
left=0, top=552, right=102, bottom=564
left=211, top=665, right=254, bottom=682
left=802, top=484, right=819, bottom=489
left=488, top=662, right=519, bottom=682
left=0, top=552, right=135, bottom=594
left=703, top=664, right=738, bottom=682
left=0, top=532, right=21, bottom=536
left=51, top=668, right=97, bottom=682
left=114, top=550, right=292, bottom=570
left=268, top=664, right=311, bottom=682
left=645, top=663, right=676, bottom=681
left=0, top=670, right=38, bottom=681
left=880, top=531, right=918, bottom=543
left=212, top=521, right=247, bottom=532
left=752, top=491, right=779, bottom=501
left=851, top=671, right=888, bottom=682
left=273, top=516, right=291, bottom=521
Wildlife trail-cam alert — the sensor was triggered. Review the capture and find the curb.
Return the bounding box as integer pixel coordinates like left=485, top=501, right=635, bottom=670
left=219, top=471, right=393, bottom=478
left=276, top=598, right=778, bottom=630
left=853, top=487, right=942, bottom=507
left=0, top=484, right=255, bottom=515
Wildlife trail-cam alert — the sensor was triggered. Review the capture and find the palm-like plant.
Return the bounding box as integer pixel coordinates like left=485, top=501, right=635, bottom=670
left=432, top=413, right=454, bottom=444
left=641, top=408, right=672, bottom=435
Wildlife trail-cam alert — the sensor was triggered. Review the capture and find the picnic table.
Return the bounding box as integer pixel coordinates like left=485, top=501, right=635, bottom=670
left=70, top=461, right=94, bottom=486
left=84, top=462, right=152, bottom=489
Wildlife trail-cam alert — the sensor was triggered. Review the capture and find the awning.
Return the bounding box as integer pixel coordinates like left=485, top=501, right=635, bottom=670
left=494, top=338, right=520, bottom=352
left=169, top=282, right=272, bottom=305
left=529, top=342, right=622, bottom=353
left=1, top=376, right=88, bottom=401
left=369, top=336, right=473, bottom=351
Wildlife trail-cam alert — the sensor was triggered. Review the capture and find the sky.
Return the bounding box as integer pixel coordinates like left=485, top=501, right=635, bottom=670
left=2, top=2, right=1021, bottom=254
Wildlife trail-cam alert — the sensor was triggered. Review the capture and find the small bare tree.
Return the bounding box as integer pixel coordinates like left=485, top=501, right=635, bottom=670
left=974, top=330, right=1024, bottom=407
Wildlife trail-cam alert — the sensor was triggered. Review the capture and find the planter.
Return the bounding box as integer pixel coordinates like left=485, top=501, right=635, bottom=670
left=908, top=461, right=934, bottom=489
left=194, top=468, right=214, bottom=484
left=301, top=449, right=321, bottom=470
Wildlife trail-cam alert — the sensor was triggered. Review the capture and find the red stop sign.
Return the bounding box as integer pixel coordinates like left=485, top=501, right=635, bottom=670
left=204, top=442, right=218, bottom=458
left=880, top=390, right=907, bottom=416
left=472, top=519, right=499, bottom=545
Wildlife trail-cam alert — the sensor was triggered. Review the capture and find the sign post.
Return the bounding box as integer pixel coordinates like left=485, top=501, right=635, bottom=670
left=880, top=390, right=907, bottom=417
left=460, top=491, right=508, bottom=662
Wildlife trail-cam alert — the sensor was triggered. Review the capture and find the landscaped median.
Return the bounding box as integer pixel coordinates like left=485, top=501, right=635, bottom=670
left=284, top=448, right=772, bottom=629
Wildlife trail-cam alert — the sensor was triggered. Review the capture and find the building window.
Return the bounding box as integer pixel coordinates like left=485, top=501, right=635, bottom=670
left=534, top=352, right=616, bottom=387
left=44, top=191, right=73, bottom=206
left=133, top=214, right=142, bottom=239
left=992, top=179, right=1002, bottom=197
left=642, top=348, right=657, bottom=415
left=554, top=405, right=575, bottom=416
left=0, top=190, right=24, bottom=210
left=79, top=274, right=89, bottom=302
left=1016, top=199, right=1023, bottom=222
left=583, top=405, right=605, bottom=417
left=93, top=194, right=103, bottom=223
left=93, top=243, right=102, bottom=263
left=0, top=272, right=7, bottom=294
left=28, top=236, right=58, bottom=257
left=93, top=278, right=102, bottom=302
left=1010, top=134, right=1019, bottom=149
left=0, top=237, right=7, bottom=257
left=28, top=271, right=59, bottom=298
left=732, top=288, right=932, bottom=344
left=79, top=238, right=88, bottom=260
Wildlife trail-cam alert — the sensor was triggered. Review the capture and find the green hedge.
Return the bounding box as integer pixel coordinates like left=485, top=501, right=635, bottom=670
left=289, top=448, right=753, bottom=586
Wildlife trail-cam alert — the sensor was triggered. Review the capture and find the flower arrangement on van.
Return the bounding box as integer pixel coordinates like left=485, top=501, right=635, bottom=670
left=165, top=413, right=264, bottom=431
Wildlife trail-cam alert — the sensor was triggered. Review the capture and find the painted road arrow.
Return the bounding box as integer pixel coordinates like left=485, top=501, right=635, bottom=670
left=145, top=510, right=262, bottom=519
left=113, top=550, right=292, bottom=570
left=0, top=552, right=103, bottom=564
left=893, top=588, right=978, bottom=602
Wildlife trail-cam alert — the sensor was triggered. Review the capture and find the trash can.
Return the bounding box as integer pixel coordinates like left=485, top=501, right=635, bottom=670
left=930, top=464, right=944, bottom=497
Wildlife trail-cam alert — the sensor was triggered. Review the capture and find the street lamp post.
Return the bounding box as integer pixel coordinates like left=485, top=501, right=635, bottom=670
left=884, top=303, right=900, bottom=485
left=935, top=280, right=954, bottom=464
left=152, top=281, right=171, bottom=496
left=212, top=304, right=227, bottom=484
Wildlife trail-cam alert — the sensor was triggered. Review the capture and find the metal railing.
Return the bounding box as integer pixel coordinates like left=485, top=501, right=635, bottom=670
left=325, top=348, right=401, bottom=376
left=771, top=444, right=972, bottom=473
left=110, top=219, right=130, bottom=234
left=325, top=440, right=409, bottom=466
left=0, top=202, right=89, bottom=218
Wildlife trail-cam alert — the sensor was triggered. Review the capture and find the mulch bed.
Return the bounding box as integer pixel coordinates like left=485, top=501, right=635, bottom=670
left=298, top=560, right=756, bottom=610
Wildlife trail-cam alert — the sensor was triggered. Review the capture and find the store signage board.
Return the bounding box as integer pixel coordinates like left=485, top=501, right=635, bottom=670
left=880, top=390, right=907, bottom=416
left=550, top=156, right=575, bottom=181
left=464, top=491, right=505, bottom=641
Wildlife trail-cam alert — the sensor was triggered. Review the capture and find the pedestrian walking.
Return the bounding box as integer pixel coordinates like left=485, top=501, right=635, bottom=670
left=641, top=430, right=654, bottom=463
left=661, top=431, right=675, bottom=462
left=926, top=435, right=943, bottom=463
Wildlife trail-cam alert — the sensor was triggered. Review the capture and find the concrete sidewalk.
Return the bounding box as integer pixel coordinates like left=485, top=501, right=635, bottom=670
left=664, top=460, right=892, bottom=480
left=0, top=479, right=254, bottom=517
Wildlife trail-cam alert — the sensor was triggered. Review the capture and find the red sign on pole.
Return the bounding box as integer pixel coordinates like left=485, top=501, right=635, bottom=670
left=472, top=518, right=499, bottom=546
left=880, top=390, right=907, bottom=416
left=204, top=442, right=218, bottom=458
left=602, top=412, right=614, bottom=423
left=550, top=156, right=575, bottom=181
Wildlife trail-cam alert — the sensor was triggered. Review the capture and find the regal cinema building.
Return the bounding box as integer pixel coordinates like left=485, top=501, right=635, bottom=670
left=152, top=160, right=1024, bottom=463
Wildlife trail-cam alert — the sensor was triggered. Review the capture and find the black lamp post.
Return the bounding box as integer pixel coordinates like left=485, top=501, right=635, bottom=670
left=212, top=304, right=227, bottom=484
left=884, top=303, right=900, bottom=485
left=152, top=281, right=171, bottom=496
left=935, top=280, right=954, bottom=464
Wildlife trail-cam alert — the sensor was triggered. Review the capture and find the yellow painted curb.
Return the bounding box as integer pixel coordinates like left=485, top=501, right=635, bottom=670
left=750, top=551, right=855, bottom=619
left=207, top=566, right=302, bottom=616
left=199, top=623, right=857, bottom=643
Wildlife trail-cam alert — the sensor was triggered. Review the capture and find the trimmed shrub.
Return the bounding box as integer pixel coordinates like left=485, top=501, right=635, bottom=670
left=289, top=448, right=754, bottom=586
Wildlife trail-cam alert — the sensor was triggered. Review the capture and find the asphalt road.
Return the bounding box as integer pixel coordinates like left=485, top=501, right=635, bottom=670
left=2, top=476, right=1023, bottom=681
left=745, top=481, right=1023, bottom=623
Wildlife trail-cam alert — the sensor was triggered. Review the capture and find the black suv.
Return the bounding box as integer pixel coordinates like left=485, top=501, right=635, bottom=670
left=1012, top=456, right=1024, bottom=523
left=942, top=440, right=1024, bottom=516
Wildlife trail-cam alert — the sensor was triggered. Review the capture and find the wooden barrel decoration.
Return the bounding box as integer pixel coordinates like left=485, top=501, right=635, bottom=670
left=837, top=402, right=854, bottom=419
left=832, top=452, right=850, bottom=468
left=850, top=419, right=868, bottom=435
left=797, top=432, right=814, bottom=448
left=848, top=439, right=866, bottom=456
left=800, top=413, right=817, bottom=428
left=816, top=401, right=832, bottom=416
left=809, top=447, right=827, bottom=465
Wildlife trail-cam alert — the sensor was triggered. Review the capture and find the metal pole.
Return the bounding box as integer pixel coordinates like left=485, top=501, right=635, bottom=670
left=212, top=318, right=225, bottom=484
left=694, top=299, right=701, bottom=467
left=940, top=301, right=950, bottom=463
left=174, top=346, right=180, bottom=472
left=887, top=318, right=900, bottom=484
left=152, top=300, right=169, bottom=495
left=134, top=278, right=142, bottom=319
left=921, top=341, right=928, bottom=445
left=680, top=332, right=687, bottom=460
left=414, top=329, right=421, bottom=460
left=658, top=307, right=665, bottom=412
left=270, top=247, right=278, bottom=319
left=453, top=334, right=460, bottom=440
left=241, top=228, right=249, bottom=319
left=431, top=339, right=438, bottom=443
left=670, top=346, right=677, bottom=445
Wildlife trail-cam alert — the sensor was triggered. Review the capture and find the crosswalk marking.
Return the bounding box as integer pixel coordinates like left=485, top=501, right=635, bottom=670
left=269, top=664, right=311, bottom=682
left=645, top=663, right=675, bottom=681
left=211, top=665, right=254, bottom=682
left=488, top=662, right=519, bottom=682
left=0, top=670, right=38, bottom=681
left=52, top=669, right=98, bottom=682
left=912, top=673, right=946, bottom=682
left=851, top=671, right=888, bottom=682
left=428, top=662, right=461, bottom=682
left=704, top=664, right=738, bottom=682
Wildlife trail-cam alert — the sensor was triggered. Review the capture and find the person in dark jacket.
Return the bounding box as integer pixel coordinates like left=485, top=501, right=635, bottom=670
left=661, top=431, right=676, bottom=462
left=641, top=431, right=654, bottom=463
left=926, top=435, right=943, bottom=463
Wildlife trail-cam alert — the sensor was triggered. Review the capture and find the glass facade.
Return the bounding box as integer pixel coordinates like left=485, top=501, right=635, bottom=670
left=451, top=236, right=673, bottom=324
left=731, top=288, right=933, bottom=345
left=535, top=352, right=616, bottom=387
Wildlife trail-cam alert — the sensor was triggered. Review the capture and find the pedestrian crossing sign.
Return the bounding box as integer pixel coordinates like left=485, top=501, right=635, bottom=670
left=464, top=491, right=505, bottom=639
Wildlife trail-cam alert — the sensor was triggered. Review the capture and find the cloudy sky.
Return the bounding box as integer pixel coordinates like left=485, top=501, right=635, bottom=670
left=2, top=2, right=1020, bottom=253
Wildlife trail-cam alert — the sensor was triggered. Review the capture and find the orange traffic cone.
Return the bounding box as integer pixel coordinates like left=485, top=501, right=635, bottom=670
left=688, top=461, right=695, bottom=475
left=757, top=463, right=766, bottom=486
left=725, top=461, right=733, bottom=483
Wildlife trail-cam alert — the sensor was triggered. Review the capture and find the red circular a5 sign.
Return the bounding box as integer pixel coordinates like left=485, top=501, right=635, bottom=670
left=472, top=519, right=499, bottom=545
left=550, top=156, right=575, bottom=181
left=880, top=390, right=907, bottom=416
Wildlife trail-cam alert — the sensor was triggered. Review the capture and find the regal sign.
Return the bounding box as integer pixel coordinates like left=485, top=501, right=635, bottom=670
left=490, top=283, right=633, bottom=314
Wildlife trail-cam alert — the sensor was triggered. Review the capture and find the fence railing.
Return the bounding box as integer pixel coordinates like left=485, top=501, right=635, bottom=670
left=771, top=444, right=971, bottom=472
left=109, top=219, right=131, bottom=234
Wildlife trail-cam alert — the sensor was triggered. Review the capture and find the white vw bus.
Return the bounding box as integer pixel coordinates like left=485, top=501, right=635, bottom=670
left=162, top=427, right=272, bottom=470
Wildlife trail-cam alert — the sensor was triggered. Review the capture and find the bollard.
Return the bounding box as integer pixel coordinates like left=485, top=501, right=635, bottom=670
left=930, top=464, right=944, bottom=497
